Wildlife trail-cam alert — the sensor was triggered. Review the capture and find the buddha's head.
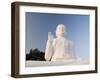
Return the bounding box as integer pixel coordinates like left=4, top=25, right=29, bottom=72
left=56, top=24, right=67, bottom=38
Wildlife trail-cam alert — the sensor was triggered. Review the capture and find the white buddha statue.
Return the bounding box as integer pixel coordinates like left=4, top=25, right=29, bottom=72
left=45, top=24, right=75, bottom=61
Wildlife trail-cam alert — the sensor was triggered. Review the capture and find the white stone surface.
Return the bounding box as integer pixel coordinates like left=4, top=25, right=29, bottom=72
left=45, top=24, right=75, bottom=61
left=26, top=59, right=89, bottom=67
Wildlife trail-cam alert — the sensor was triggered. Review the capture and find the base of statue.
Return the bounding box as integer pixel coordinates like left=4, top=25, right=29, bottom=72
left=26, top=58, right=89, bottom=67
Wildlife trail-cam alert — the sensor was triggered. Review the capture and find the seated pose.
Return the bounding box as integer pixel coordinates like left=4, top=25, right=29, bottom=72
left=45, top=24, right=75, bottom=61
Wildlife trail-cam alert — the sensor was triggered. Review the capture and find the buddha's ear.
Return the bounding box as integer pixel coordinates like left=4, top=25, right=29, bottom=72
left=61, top=27, right=65, bottom=33
left=61, top=27, right=67, bottom=34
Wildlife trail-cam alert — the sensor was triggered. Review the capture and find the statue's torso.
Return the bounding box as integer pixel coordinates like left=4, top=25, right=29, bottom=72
left=51, top=37, right=72, bottom=61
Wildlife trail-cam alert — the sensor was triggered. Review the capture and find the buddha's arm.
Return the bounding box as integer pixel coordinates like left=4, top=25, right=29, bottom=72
left=45, top=40, right=53, bottom=61
left=69, top=41, right=75, bottom=58
left=45, top=32, right=54, bottom=61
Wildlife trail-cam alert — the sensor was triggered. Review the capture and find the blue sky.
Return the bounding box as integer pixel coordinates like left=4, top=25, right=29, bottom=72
left=25, top=12, right=90, bottom=60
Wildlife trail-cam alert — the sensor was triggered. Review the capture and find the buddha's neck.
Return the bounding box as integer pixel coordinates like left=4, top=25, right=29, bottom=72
left=57, top=36, right=63, bottom=38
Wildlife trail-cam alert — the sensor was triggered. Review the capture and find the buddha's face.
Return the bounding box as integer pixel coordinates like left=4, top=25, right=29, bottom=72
left=56, top=24, right=66, bottom=38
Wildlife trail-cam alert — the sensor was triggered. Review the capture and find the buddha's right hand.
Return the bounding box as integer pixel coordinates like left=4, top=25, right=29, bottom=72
left=48, top=32, right=53, bottom=42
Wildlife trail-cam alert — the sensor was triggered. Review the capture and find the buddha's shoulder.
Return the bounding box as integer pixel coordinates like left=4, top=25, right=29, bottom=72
left=63, top=38, right=73, bottom=44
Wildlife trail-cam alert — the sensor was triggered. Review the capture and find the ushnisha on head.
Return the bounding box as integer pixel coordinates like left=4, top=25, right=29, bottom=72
left=56, top=24, right=67, bottom=38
